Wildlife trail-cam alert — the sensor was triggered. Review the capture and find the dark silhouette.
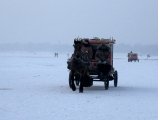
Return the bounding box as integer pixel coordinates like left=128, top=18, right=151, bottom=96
left=54, top=52, right=58, bottom=57
left=68, top=40, right=92, bottom=93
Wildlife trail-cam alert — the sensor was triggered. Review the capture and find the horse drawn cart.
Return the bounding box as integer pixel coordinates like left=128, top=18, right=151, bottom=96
left=128, top=52, right=139, bottom=62
left=67, top=38, right=118, bottom=92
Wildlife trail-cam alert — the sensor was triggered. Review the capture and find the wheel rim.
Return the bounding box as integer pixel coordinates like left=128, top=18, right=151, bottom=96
left=69, top=71, right=74, bottom=88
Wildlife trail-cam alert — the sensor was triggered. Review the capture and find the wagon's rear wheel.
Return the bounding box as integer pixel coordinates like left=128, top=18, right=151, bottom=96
left=114, top=71, right=118, bottom=87
left=104, top=77, right=109, bottom=90
left=69, top=70, right=74, bottom=88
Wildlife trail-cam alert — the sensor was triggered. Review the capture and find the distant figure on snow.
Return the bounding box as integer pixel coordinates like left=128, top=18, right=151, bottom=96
left=54, top=52, right=58, bottom=58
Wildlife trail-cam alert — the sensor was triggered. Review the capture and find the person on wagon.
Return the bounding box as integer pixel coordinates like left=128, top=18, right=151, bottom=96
left=95, top=43, right=113, bottom=77
left=95, top=43, right=110, bottom=63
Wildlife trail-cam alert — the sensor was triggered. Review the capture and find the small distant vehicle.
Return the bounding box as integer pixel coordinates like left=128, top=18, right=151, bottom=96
left=67, top=37, right=118, bottom=92
left=128, top=52, right=139, bottom=62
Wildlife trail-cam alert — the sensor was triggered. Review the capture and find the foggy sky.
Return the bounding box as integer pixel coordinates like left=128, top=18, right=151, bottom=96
left=0, top=0, right=158, bottom=45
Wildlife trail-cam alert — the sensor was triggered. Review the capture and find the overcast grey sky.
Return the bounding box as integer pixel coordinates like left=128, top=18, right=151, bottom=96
left=0, top=0, right=157, bottom=45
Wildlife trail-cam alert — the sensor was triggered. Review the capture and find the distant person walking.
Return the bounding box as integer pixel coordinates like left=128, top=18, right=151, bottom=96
left=54, top=52, right=58, bottom=58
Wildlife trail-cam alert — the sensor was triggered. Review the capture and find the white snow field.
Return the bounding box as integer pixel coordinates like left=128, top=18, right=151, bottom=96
left=0, top=52, right=158, bottom=120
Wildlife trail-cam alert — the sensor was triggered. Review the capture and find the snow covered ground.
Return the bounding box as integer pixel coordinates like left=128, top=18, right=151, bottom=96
left=0, top=52, right=158, bottom=120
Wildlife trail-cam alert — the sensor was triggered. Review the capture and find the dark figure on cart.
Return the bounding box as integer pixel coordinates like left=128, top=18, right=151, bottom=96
left=95, top=43, right=113, bottom=79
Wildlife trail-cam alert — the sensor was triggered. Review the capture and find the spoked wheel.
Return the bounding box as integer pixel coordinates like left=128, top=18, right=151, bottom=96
left=113, top=70, right=118, bottom=87
left=104, top=77, right=109, bottom=90
left=69, top=70, right=74, bottom=88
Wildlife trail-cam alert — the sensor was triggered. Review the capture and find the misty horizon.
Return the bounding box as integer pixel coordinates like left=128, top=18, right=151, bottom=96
left=0, top=42, right=157, bottom=56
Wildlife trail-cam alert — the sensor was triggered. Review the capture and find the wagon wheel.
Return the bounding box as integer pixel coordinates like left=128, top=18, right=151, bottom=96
left=104, top=77, right=109, bottom=90
left=113, top=71, right=118, bottom=87
left=69, top=70, right=74, bottom=88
